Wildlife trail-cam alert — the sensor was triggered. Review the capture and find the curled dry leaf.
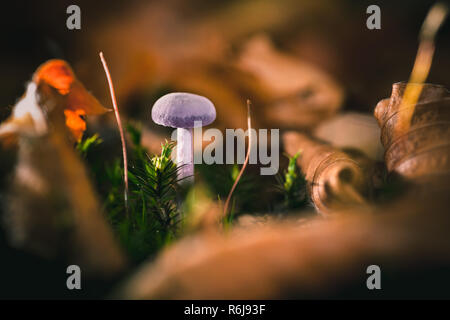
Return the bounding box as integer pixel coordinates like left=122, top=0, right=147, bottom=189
left=0, top=60, right=126, bottom=276
left=374, top=82, right=450, bottom=179
left=283, top=131, right=373, bottom=215
left=33, top=59, right=110, bottom=142
left=235, top=35, right=343, bottom=129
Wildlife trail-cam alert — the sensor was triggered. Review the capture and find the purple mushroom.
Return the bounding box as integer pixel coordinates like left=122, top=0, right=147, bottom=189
left=151, top=92, right=216, bottom=184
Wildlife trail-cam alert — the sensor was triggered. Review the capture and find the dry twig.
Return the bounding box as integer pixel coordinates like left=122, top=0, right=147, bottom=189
left=223, top=100, right=252, bottom=219
left=99, top=52, right=129, bottom=216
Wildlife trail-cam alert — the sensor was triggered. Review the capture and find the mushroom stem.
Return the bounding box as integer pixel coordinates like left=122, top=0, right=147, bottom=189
left=177, top=128, right=194, bottom=184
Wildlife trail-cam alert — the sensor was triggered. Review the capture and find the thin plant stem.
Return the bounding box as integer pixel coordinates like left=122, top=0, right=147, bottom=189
left=99, top=52, right=129, bottom=217
left=397, top=3, right=448, bottom=135
left=223, top=99, right=252, bottom=219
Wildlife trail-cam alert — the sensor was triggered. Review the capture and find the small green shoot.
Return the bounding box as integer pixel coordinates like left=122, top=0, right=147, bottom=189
left=276, top=151, right=307, bottom=210
left=76, top=134, right=103, bottom=158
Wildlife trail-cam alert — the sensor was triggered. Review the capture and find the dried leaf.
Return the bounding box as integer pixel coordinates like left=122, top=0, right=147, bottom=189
left=235, top=35, right=343, bottom=129
left=117, top=178, right=450, bottom=299
left=33, top=59, right=110, bottom=141
left=1, top=61, right=126, bottom=276
left=283, top=131, right=373, bottom=215
left=374, top=82, right=450, bottom=179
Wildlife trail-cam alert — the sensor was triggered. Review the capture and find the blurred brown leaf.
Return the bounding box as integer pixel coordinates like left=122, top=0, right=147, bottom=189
left=283, top=131, right=373, bottom=215
left=0, top=62, right=126, bottom=277
left=374, top=82, right=450, bottom=179
left=33, top=60, right=110, bottom=142
left=117, top=177, right=450, bottom=299
left=313, top=112, right=383, bottom=160
left=235, top=35, right=344, bottom=129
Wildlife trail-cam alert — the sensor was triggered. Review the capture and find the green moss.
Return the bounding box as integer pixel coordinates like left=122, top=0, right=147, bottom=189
left=276, top=152, right=308, bottom=210
left=103, top=124, right=181, bottom=264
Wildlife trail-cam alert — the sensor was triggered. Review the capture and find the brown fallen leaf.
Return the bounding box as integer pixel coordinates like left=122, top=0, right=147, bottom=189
left=116, top=177, right=450, bottom=299
left=374, top=82, right=450, bottom=179
left=283, top=131, right=373, bottom=215
left=33, top=59, right=110, bottom=142
left=0, top=62, right=126, bottom=277
left=235, top=35, right=344, bottom=129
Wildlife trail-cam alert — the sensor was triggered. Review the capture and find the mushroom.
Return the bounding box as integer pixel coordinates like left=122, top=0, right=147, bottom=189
left=151, top=92, right=216, bottom=184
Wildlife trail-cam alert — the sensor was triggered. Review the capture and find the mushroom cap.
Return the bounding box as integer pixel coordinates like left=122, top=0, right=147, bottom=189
left=151, top=92, right=216, bottom=128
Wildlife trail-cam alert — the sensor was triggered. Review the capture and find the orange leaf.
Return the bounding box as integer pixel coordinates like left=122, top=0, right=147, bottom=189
left=33, top=59, right=75, bottom=95
left=33, top=59, right=110, bottom=141
left=64, top=109, right=87, bottom=142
